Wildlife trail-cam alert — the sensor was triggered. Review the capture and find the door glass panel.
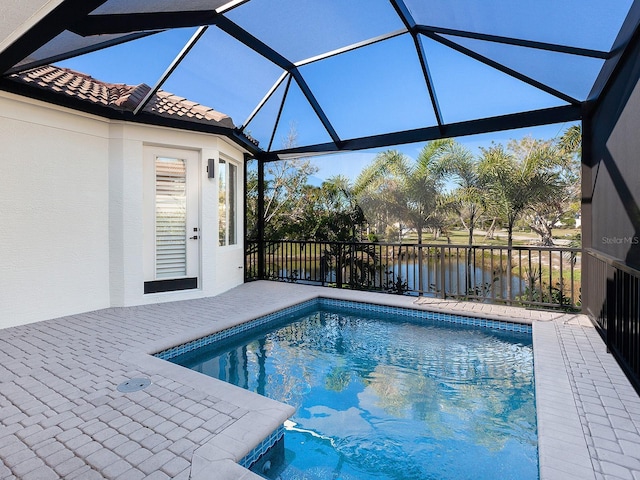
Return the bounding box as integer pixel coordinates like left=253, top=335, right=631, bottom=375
left=155, top=157, right=187, bottom=278
left=219, top=160, right=227, bottom=246
left=228, top=162, right=237, bottom=245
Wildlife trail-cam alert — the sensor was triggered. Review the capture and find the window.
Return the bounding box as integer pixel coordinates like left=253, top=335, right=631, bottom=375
left=219, top=158, right=237, bottom=246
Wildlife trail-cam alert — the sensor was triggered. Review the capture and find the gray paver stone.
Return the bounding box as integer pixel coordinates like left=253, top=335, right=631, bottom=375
left=0, top=437, right=26, bottom=457
left=34, top=439, right=65, bottom=458
left=86, top=448, right=122, bottom=470
left=150, top=439, right=172, bottom=454
left=598, top=449, right=640, bottom=471
left=113, top=440, right=142, bottom=457
left=140, top=415, right=164, bottom=429
left=21, top=464, right=59, bottom=480
left=82, top=420, right=108, bottom=437
left=108, top=415, right=132, bottom=430
left=125, top=447, right=153, bottom=466
left=143, top=469, right=171, bottom=480
left=166, top=426, right=189, bottom=441
left=600, top=461, right=635, bottom=480
left=53, top=456, right=87, bottom=477
left=16, top=424, right=43, bottom=441
left=140, top=433, right=167, bottom=450
left=4, top=449, right=36, bottom=468
left=167, top=438, right=195, bottom=456
left=114, top=468, right=146, bottom=480
left=160, top=456, right=191, bottom=477
left=43, top=447, right=75, bottom=468
left=102, top=433, right=129, bottom=450
left=154, top=420, right=179, bottom=436
left=101, top=459, right=132, bottom=480
left=75, top=440, right=102, bottom=458
left=62, top=432, right=92, bottom=450
left=98, top=409, right=124, bottom=424
left=137, top=450, right=175, bottom=475
left=93, top=426, right=119, bottom=443
left=186, top=427, right=214, bottom=443
left=68, top=466, right=104, bottom=480
left=13, top=457, right=45, bottom=477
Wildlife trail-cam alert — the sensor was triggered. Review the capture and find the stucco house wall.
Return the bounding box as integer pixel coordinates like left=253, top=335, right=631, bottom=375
left=0, top=91, right=111, bottom=327
left=0, top=90, right=246, bottom=328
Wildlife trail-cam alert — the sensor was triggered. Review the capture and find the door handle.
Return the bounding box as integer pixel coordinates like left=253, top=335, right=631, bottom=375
left=190, top=235, right=199, bottom=240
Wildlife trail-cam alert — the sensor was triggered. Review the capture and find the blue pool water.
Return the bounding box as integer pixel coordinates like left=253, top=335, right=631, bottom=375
left=167, top=301, right=538, bottom=480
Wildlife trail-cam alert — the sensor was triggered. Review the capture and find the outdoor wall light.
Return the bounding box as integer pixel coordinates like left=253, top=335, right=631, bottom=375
left=207, top=158, right=215, bottom=178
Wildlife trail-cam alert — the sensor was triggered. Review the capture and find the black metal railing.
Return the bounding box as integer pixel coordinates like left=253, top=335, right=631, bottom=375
left=585, top=249, right=640, bottom=394
left=246, top=240, right=581, bottom=311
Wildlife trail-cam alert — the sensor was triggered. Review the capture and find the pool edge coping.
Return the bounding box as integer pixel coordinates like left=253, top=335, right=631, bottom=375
left=127, top=284, right=590, bottom=480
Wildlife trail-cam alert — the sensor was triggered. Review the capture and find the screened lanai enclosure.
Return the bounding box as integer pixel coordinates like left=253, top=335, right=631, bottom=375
left=1, top=1, right=640, bottom=389
left=0, top=0, right=635, bottom=155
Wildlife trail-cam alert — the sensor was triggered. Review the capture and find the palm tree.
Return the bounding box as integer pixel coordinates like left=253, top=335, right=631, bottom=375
left=354, top=150, right=406, bottom=240
left=512, top=133, right=579, bottom=246
left=436, top=142, right=487, bottom=246
left=478, top=141, right=561, bottom=248
left=357, top=141, right=452, bottom=244
left=559, top=124, right=582, bottom=156
left=479, top=141, right=561, bottom=301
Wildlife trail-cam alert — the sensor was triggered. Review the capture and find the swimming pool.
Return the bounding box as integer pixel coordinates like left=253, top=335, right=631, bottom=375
left=163, top=299, right=537, bottom=480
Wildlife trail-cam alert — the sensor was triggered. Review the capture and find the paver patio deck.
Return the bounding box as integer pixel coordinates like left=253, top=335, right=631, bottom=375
left=1, top=281, right=639, bottom=479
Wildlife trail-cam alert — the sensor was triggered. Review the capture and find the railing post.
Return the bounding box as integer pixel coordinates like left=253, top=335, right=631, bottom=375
left=439, top=245, right=446, bottom=299
left=336, top=242, right=343, bottom=289
left=417, top=244, right=424, bottom=296
left=257, top=159, right=265, bottom=280
left=506, top=246, right=513, bottom=305
left=606, top=265, right=615, bottom=354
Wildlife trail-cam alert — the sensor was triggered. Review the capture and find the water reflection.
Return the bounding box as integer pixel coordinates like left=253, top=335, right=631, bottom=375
left=279, top=258, right=524, bottom=298
left=174, top=307, right=537, bottom=480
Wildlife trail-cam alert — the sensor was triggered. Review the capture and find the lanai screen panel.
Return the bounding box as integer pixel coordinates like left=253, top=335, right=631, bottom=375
left=0, top=0, right=637, bottom=157
left=403, top=0, right=633, bottom=52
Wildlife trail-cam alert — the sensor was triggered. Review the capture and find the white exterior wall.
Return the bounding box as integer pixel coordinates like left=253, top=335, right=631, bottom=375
left=110, top=123, right=246, bottom=307
left=0, top=92, right=247, bottom=327
left=0, top=92, right=111, bottom=327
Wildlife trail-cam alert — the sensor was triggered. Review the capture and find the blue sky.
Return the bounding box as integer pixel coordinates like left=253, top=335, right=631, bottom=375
left=311, top=121, right=578, bottom=184
left=57, top=0, right=610, bottom=182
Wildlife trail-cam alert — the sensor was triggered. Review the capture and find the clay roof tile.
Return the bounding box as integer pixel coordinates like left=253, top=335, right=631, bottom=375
left=9, top=65, right=237, bottom=130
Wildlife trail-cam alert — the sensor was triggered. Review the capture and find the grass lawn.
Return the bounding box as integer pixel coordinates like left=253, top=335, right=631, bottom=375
left=394, top=228, right=581, bottom=247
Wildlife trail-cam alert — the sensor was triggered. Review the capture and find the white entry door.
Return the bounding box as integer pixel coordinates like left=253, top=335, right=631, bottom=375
left=143, top=147, right=200, bottom=293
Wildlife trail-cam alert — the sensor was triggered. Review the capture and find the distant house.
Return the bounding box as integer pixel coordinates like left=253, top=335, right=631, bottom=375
left=0, top=65, right=257, bottom=329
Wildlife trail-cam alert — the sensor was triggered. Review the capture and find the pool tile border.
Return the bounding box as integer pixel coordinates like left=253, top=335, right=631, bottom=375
left=156, top=295, right=533, bottom=475
left=154, top=299, right=317, bottom=361
left=155, top=297, right=531, bottom=363
left=238, top=425, right=285, bottom=470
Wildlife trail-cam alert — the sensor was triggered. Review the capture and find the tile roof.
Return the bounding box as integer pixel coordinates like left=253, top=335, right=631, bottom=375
left=9, top=64, right=236, bottom=129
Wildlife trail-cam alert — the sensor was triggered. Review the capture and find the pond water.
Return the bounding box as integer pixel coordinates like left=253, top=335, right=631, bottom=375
left=279, top=258, right=524, bottom=298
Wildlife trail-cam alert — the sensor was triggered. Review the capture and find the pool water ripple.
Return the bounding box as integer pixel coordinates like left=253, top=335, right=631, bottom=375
left=169, top=303, right=538, bottom=480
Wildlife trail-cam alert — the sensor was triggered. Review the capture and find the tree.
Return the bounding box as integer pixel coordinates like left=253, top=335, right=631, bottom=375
left=245, top=157, right=318, bottom=242
left=356, top=141, right=452, bottom=244
left=246, top=126, right=319, bottom=243
left=354, top=150, right=405, bottom=240
left=310, top=175, right=377, bottom=289
left=437, top=142, right=487, bottom=246
left=516, top=130, right=581, bottom=245
left=478, top=140, right=561, bottom=247
left=312, top=175, right=366, bottom=241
